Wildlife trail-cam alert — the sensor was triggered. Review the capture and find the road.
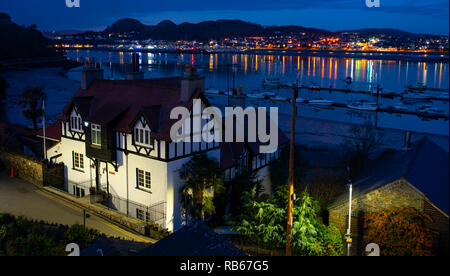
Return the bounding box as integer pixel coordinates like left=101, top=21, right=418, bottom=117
left=0, top=172, right=153, bottom=244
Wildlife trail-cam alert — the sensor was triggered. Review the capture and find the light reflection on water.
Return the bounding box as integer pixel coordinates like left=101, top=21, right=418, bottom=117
left=64, top=50, right=449, bottom=137
left=67, top=49, right=449, bottom=92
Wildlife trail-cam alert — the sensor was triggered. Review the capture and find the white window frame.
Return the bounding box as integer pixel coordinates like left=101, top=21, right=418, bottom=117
left=73, top=152, right=84, bottom=170
left=70, top=114, right=83, bottom=132
left=137, top=168, right=151, bottom=191
left=91, top=124, right=101, bottom=146
left=134, top=126, right=152, bottom=147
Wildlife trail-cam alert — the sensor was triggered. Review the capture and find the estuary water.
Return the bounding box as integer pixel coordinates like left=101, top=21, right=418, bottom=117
left=1, top=49, right=448, bottom=151
left=65, top=49, right=449, bottom=138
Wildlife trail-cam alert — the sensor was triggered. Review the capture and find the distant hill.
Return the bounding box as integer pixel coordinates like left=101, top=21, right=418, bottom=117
left=339, top=28, right=442, bottom=38
left=0, top=13, right=60, bottom=60
left=103, top=18, right=333, bottom=40
left=100, top=18, right=445, bottom=41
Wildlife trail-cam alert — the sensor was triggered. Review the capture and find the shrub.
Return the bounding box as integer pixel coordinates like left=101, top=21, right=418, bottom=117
left=64, top=224, right=97, bottom=249
left=363, top=208, right=434, bottom=256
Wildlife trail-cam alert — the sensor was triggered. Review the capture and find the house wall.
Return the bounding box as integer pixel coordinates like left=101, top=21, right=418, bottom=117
left=59, top=136, right=93, bottom=195
left=165, top=148, right=221, bottom=231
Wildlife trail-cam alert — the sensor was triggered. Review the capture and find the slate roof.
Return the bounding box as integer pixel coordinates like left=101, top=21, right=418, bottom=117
left=138, top=222, right=246, bottom=256
left=330, top=137, right=449, bottom=214
left=60, top=77, right=190, bottom=141
left=57, top=76, right=287, bottom=169
left=36, top=122, right=61, bottom=142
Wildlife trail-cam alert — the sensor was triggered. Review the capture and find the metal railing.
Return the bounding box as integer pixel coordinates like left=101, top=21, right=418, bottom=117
left=106, top=194, right=166, bottom=228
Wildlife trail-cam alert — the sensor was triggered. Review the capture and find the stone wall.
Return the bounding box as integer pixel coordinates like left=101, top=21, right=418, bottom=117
left=0, top=150, right=64, bottom=188
left=0, top=150, right=44, bottom=187
left=328, top=178, right=449, bottom=255
left=328, top=179, right=424, bottom=255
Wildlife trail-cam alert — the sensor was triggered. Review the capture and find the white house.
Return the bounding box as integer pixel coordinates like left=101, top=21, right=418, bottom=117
left=42, top=62, right=287, bottom=231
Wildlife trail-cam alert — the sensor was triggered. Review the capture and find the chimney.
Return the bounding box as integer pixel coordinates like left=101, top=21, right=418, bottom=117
left=81, top=59, right=104, bottom=90
left=228, top=85, right=246, bottom=107
left=126, top=53, right=144, bottom=80
left=402, top=131, right=412, bottom=151
left=180, top=64, right=205, bottom=103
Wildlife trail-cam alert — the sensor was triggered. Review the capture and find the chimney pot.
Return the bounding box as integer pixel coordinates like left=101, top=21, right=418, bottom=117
left=181, top=65, right=204, bottom=103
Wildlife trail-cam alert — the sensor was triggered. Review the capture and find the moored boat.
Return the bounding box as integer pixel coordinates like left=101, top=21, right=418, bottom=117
left=270, top=96, right=289, bottom=102
left=247, top=93, right=266, bottom=99
left=296, top=97, right=306, bottom=103
left=309, top=98, right=335, bottom=106
left=262, top=78, right=282, bottom=87
left=205, top=87, right=220, bottom=94
left=347, top=100, right=378, bottom=111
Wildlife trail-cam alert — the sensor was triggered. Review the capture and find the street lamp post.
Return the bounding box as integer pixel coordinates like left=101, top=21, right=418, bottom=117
left=346, top=178, right=353, bottom=256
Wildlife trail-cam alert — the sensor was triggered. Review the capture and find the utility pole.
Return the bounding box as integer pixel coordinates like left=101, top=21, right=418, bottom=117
left=286, top=83, right=297, bottom=256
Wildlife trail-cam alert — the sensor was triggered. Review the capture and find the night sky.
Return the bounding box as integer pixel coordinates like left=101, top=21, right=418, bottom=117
left=0, top=0, right=448, bottom=35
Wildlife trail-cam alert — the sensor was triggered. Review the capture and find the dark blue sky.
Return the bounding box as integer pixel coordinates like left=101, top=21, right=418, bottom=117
left=1, top=0, right=448, bottom=35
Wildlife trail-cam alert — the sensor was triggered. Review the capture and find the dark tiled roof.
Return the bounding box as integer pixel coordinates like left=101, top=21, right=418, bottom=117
left=36, top=122, right=62, bottom=141
left=330, top=137, right=449, bottom=214
left=138, top=223, right=246, bottom=256
left=61, top=77, right=186, bottom=140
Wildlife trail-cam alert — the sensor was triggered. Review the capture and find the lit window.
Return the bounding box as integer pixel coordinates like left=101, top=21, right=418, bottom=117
left=137, top=169, right=151, bottom=190
left=73, top=152, right=84, bottom=170
left=91, top=124, right=101, bottom=146
left=70, top=115, right=83, bottom=132
left=135, top=126, right=152, bottom=147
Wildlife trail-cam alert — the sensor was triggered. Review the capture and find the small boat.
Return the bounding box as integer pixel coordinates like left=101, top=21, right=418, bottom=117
left=262, top=78, right=282, bottom=87
left=309, top=98, right=335, bottom=106
left=205, top=87, right=220, bottom=94
left=270, top=96, right=288, bottom=102
left=406, top=84, right=426, bottom=91
left=308, top=84, right=321, bottom=91
left=402, top=91, right=432, bottom=100
left=261, top=91, right=277, bottom=97
left=247, top=93, right=266, bottom=99
left=296, top=97, right=306, bottom=103
left=347, top=100, right=378, bottom=111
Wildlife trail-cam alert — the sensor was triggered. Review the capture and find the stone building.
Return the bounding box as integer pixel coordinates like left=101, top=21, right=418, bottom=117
left=329, top=137, right=449, bottom=255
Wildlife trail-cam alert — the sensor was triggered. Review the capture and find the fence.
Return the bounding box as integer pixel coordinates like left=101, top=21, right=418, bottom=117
left=107, top=194, right=166, bottom=229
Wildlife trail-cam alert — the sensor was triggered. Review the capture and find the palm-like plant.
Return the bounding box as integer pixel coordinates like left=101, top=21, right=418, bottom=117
left=19, top=86, right=46, bottom=132
left=179, top=153, right=224, bottom=221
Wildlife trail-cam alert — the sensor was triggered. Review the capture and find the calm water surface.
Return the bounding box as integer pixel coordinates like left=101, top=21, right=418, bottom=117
left=65, top=50, right=449, bottom=137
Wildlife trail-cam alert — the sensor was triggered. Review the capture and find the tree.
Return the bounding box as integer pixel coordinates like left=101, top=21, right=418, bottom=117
left=233, top=185, right=343, bottom=256
left=19, top=87, right=46, bottom=132
left=179, top=153, right=224, bottom=220
left=342, top=123, right=384, bottom=179
left=363, top=208, right=434, bottom=256
left=228, top=170, right=262, bottom=217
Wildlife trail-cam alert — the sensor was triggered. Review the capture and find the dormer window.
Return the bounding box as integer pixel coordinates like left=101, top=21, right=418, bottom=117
left=134, top=117, right=153, bottom=147
left=70, top=111, right=83, bottom=132
left=135, top=126, right=152, bottom=147
left=91, top=124, right=101, bottom=146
